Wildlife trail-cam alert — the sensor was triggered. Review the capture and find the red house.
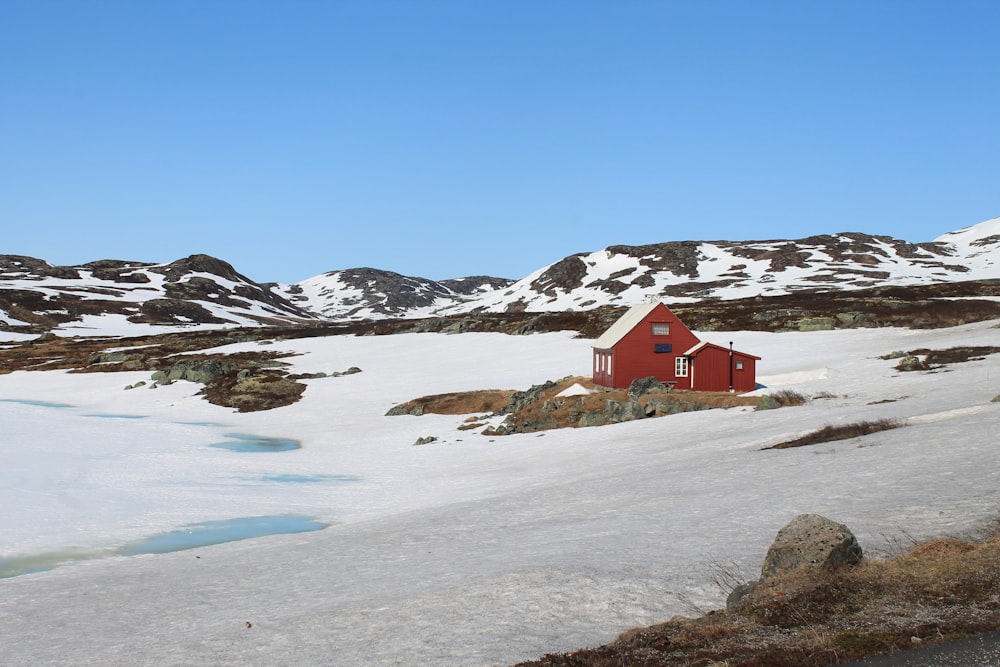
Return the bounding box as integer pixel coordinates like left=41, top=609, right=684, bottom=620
left=592, top=301, right=760, bottom=392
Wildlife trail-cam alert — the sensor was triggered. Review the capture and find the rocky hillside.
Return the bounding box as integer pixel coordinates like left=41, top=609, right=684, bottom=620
left=0, top=254, right=316, bottom=336
left=278, top=268, right=513, bottom=319
left=438, top=218, right=1000, bottom=315
left=284, top=216, right=999, bottom=319
left=2, top=217, right=998, bottom=335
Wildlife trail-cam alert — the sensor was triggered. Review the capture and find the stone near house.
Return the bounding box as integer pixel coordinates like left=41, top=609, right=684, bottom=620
left=760, top=513, right=863, bottom=581
left=604, top=399, right=645, bottom=423
left=413, top=436, right=438, bottom=446
left=755, top=394, right=782, bottom=411
left=627, top=376, right=669, bottom=400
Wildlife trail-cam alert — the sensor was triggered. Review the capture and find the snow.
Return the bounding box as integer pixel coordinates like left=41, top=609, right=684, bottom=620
left=0, top=321, right=999, bottom=666
left=556, top=382, right=593, bottom=397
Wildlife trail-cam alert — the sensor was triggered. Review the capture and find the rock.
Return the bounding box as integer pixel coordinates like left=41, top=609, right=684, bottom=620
left=153, top=358, right=235, bottom=385
left=604, top=399, right=645, bottom=423
left=991, top=394, right=1000, bottom=403
left=760, top=514, right=863, bottom=581
left=577, top=411, right=610, bottom=427
left=726, top=581, right=759, bottom=610
left=895, top=355, right=930, bottom=372
left=237, top=369, right=253, bottom=381
left=499, top=380, right=557, bottom=415
left=413, top=436, right=438, bottom=446
left=385, top=404, right=424, bottom=416
left=755, top=394, right=782, bottom=410
left=627, top=376, right=668, bottom=400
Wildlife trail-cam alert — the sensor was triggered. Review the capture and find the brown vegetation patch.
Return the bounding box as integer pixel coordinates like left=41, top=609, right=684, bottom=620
left=910, top=345, right=1000, bottom=366
left=390, top=377, right=759, bottom=435
left=764, top=418, right=904, bottom=450
left=200, top=372, right=306, bottom=412
left=389, top=389, right=515, bottom=416
left=515, top=532, right=1000, bottom=667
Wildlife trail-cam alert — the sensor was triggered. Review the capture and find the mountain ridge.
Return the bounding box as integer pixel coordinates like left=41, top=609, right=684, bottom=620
left=2, top=216, right=998, bottom=336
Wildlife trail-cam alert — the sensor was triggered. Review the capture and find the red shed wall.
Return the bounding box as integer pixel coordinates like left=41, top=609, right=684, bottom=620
left=690, top=348, right=758, bottom=392
left=606, top=304, right=700, bottom=389
left=733, top=354, right=757, bottom=392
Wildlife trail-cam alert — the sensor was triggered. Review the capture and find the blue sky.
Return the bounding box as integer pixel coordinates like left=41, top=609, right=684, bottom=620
left=2, top=1, right=998, bottom=283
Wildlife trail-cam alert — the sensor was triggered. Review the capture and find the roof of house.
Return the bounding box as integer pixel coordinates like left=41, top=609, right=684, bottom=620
left=684, top=340, right=762, bottom=360
left=592, top=301, right=661, bottom=349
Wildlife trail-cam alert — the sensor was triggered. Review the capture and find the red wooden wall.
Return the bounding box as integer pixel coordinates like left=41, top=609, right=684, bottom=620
left=689, top=346, right=759, bottom=392
left=594, top=303, right=700, bottom=389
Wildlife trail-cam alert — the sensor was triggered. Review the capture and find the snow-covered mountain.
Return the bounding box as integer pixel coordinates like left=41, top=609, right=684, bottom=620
left=2, top=217, right=998, bottom=333
left=286, top=216, right=1000, bottom=319
left=277, top=268, right=513, bottom=320
left=440, top=218, right=1000, bottom=315
left=0, top=254, right=316, bottom=335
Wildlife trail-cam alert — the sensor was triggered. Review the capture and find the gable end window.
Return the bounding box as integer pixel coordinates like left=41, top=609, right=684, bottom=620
left=675, top=356, right=689, bottom=377
left=651, top=323, right=670, bottom=336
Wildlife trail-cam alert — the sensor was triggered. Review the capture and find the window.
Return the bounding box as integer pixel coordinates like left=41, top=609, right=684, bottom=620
left=735, top=361, right=744, bottom=370
left=651, top=323, right=670, bottom=336
left=654, top=344, right=672, bottom=353
left=675, top=356, right=688, bottom=377
left=607, top=354, right=612, bottom=376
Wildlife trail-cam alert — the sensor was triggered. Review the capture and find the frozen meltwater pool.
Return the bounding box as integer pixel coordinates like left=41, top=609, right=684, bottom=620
left=119, top=515, right=328, bottom=555
left=0, top=515, right=328, bottom=579
left=261, top=473, right=361, bottom=484
left=211, top=433, right=301, bottom=452
left=0, top=398, right=73, bottom=408
left=83, top=413, right=147, bottom=419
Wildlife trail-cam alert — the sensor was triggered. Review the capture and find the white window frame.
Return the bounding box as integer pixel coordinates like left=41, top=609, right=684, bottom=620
left=651, top=322, right=670, bottom=336
left=675, top=356, right=689, bottom=377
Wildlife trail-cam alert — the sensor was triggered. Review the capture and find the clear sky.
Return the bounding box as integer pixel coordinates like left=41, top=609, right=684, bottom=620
left=2, top=1, right=998, bottom=284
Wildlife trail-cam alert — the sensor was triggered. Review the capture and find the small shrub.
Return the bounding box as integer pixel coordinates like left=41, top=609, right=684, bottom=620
left=756, top=389, right=807, bottom=410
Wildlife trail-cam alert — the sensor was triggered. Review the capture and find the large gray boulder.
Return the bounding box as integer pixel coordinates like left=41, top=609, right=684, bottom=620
left=760, top=513, right=863, bottom=581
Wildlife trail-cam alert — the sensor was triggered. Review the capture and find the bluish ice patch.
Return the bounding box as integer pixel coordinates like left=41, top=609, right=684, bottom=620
left=119, top=515, right=327, bottom=555
left=83, top=413, right=147, bottom=419
left=0, top=398, right=73, bottom=408
left=1, top=516, right=328, bottom=578
left=261, top=473, right=361, bottom=484
left=211, top=433, right=301, bottom=452
left=179, top=421, right=227, bottom=427
left=0, top=550, right=103, bottom=580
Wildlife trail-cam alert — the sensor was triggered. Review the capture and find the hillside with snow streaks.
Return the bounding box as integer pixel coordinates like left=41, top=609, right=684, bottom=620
left=3, top=216, right=998, bottom=330
left=279, top=267, right=512, bottom=320
left=0, top=254, right=316, bottom=335
left=287, top=216, right=1000, bottom=319
left=442, top=226, right=994, bottom=315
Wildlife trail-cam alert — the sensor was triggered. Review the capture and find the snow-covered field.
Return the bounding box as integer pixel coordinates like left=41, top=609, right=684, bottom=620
left=1, top=321, right=999, bottom=666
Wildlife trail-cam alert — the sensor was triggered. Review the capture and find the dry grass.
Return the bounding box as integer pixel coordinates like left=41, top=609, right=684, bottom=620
left=763, top=418, right=905, bottom=450
left=389, top=389, right=515, bottom=415
left=514, top=531, right=1000, bottom=667
left=390, top=377, right=760, bottom=435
